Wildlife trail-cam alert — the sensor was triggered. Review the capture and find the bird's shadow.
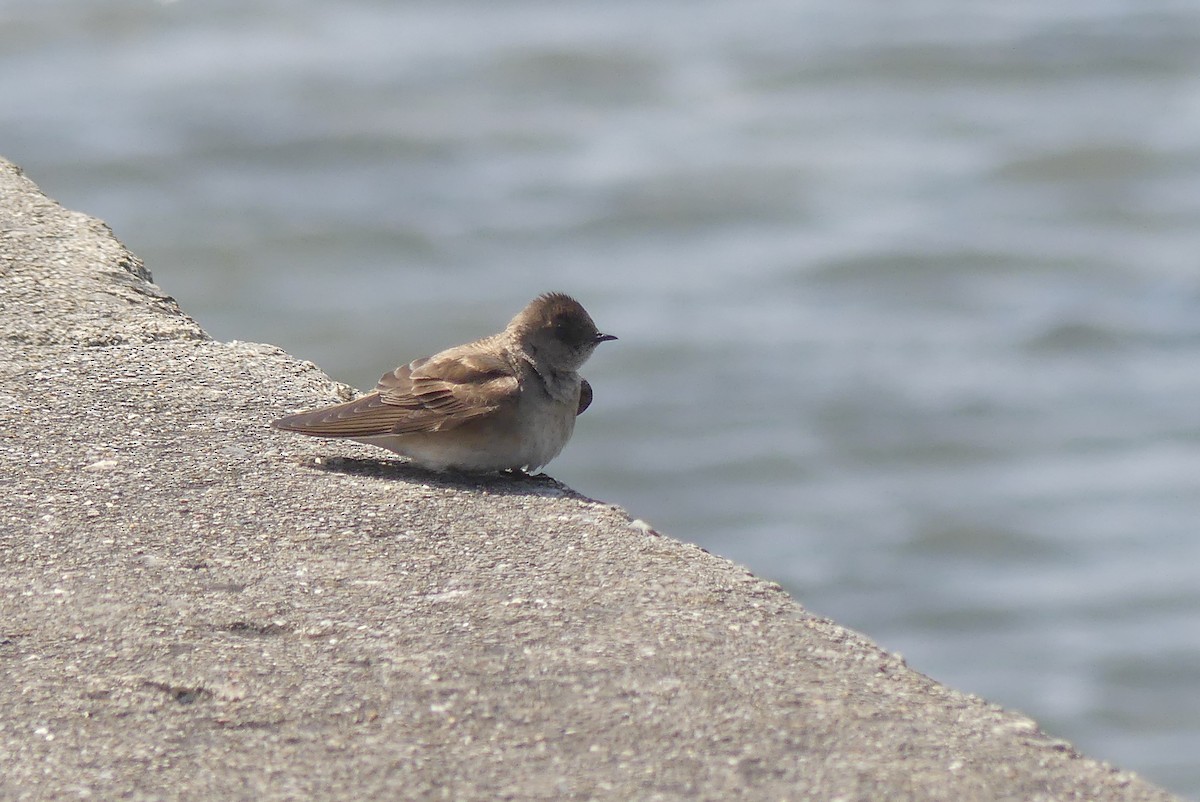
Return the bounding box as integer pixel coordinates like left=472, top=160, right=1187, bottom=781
left=300, top=455, right=593, bottom=500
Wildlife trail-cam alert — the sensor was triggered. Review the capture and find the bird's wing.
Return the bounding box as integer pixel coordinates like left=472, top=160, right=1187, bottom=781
left=272, top=350, right=520, bottom=438
left=577, top=379, right=593, bottom=416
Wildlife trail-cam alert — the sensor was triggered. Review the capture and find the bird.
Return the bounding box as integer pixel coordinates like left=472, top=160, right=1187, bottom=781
left=271, top=292, right=616, bottom=473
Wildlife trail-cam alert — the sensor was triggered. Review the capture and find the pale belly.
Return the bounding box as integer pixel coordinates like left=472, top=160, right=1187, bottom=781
left=353, top=382, right=579, bottom=472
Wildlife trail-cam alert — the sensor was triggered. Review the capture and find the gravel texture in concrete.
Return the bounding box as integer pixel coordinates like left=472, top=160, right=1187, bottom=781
left=0, top=157, right=1182, bottom=801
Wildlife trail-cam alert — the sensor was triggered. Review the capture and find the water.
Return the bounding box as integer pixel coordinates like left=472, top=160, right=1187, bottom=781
left=4, top=0, right=1200, bottom=794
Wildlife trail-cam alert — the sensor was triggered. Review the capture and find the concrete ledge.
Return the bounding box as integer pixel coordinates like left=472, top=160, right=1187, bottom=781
left=0, top=156, right=1180, bottom=801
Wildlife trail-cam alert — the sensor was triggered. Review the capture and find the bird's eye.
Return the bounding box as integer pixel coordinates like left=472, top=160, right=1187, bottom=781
left=550, top=314, right=589, bottom=347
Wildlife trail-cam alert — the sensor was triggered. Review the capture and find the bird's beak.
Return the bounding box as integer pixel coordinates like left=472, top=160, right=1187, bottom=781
left=594, top=332, right=618, bottom=343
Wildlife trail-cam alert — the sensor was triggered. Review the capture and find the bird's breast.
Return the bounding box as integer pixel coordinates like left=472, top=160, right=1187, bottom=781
left=514, top=375, right=579, bottom=469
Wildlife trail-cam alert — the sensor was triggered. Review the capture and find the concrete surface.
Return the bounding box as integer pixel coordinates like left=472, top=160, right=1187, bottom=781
left=0, top=156, right=1183, bottom=801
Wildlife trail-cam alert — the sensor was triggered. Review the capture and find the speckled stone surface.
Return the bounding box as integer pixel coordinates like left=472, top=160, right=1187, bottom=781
left=0, top=157, right=1182, bottom=801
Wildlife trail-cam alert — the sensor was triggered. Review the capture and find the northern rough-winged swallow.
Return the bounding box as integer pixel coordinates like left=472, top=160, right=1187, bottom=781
left=272, top=293, right=616, bottom=472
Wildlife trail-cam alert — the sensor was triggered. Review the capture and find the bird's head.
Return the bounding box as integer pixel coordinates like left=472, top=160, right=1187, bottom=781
left=510, top=292, right=616, bottom=373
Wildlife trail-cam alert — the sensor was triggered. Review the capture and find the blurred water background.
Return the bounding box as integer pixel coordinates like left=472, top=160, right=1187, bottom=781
left=4, top=0, right=1200, bottom=795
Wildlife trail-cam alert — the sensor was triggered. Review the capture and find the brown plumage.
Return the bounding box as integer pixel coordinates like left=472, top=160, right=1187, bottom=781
left=272, top=293, right=615, bottom=471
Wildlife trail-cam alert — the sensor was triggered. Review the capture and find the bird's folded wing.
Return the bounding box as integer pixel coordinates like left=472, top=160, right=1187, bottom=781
left=273, top=352, right=519, bottom=437
left=577, top=379, right=593, bottom=415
